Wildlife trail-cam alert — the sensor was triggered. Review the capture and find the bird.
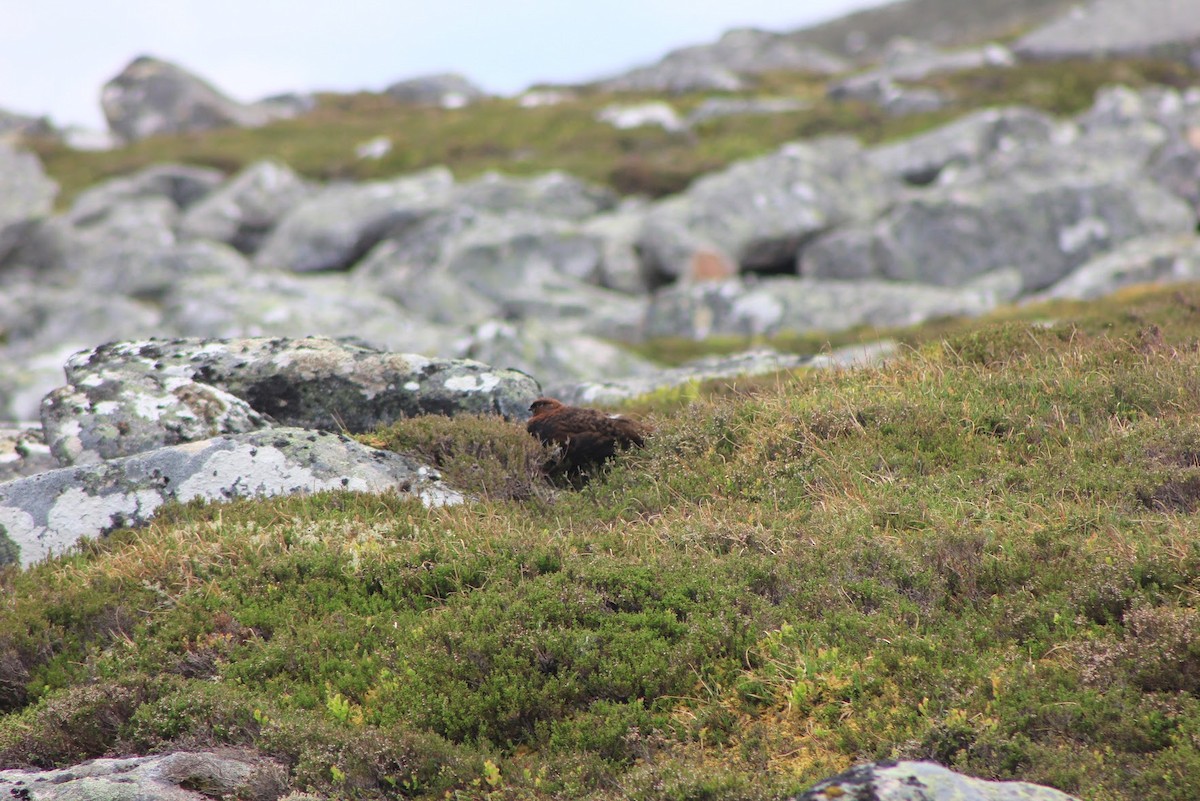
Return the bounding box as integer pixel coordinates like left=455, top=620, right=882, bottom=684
left=525, top=397, right=650, bottom=475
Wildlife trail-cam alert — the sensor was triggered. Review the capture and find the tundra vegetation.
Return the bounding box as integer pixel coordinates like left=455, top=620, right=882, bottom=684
left=3, top=283, right=1200, bottom=800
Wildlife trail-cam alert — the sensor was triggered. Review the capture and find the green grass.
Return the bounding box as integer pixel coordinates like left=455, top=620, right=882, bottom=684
left=28, top=57, right=1199, bottom=208
left=5, top=283, right=1200, bottom=798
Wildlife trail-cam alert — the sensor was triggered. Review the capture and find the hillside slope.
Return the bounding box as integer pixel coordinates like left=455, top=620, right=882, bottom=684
left=3, top=285, right=1200, bottom=800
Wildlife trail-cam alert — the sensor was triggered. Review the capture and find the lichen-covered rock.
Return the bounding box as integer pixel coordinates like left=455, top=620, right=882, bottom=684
left=0, top=143, right=57, bottom=264
left=102, top=56, right=284, bottom=142
left=0, top=748, right=288, bottom=801
left=0, top=425, right=54, bottom=483
left=179, top=159, right=314, bottom=253
left=453, top=171, right=617, bottom=221
left=254, top=168, right=454, bottom=273
left=639, top=137, right=898, bottom=277
left=384, top=72, right=488, bottom=107
left=643, top=275, right=1015, bottom=340
left=41, top=373, right=270, bottom=466
left=800, top=173, right=1194, bottom=291
left=59, top=337, right=540, bottom=434
left=0, top=426, right=463, bottom=567
left=794, top=760, right=1079, bottom=801
left=67, top=162, right=224, bottom=223
left=1035, top=233, right=1200, bottom=301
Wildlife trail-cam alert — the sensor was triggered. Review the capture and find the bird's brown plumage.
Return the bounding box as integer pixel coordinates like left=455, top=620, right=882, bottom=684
left=526, top=397, right=649, bottom=473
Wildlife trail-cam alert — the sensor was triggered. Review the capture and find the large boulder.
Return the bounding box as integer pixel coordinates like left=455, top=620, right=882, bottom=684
left=179, top=159, right=314, bottom=253
left=0, top=426, right=54, bottom=483
left=639, top=137, right=899, bottom=280
left=0, top=427, right=462, bottom=568
left=795, top=760, right=1078, bottom=801
left=0, top=749, right=288, bottom=801
left=599, top=28, right=847, bottom=93
left=101, top=56, right=285, bottom=142
left=801, top=172, right=1195, bottom=291
left=0, top=144, right=57, bottom=264
left=643, top=274, right=1018, bottom=340
left=867, top=106, right=1059, bottom=185
left=1014, top=0, right=1200, bottom=62
left=1035, top=232, right=1200, bottom=301
left=384, top=72, right=488, bottom=108
left=51, top=337, right=539, bottom=435
left=254, top=168, right=454, bottom=272
left=67, top=163, right=224, bottom=223
left=454, top=170, right=617, bottom=220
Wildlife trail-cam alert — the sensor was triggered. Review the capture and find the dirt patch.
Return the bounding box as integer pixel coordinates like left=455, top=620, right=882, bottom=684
left=1138, top=474, right=1200, bottom=513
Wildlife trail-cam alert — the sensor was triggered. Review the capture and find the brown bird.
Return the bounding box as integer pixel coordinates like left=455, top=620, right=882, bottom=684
left=526, top=397, right=650, bottom=475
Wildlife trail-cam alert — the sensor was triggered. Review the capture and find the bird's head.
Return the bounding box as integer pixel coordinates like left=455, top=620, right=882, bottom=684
left=529, top=397, right=565, bottom=416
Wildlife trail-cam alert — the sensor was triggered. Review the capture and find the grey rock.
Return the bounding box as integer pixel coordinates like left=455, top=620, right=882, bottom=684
left=641, top=137, right=898, bottom=278
left=0, top=108, right=56, bottom=140
left=795, top=760, right=1079, bottom=801
left=828, top=74, right=948, bottom=116
left=102, top=55, right=285, bottom=142
left=596, top=102, right=687, bottom=132
left=385, top=72, right=488, bottom=108
left=453, top=170, right=617, bottom=220
left=1015, top=0, right=1200, bottom=62
left=1035, top=233, right=1200, bottom=301
left=252, top=91, right=317, bottom=119
left=351, top=239, right=502, bottom=326
left=685, top=97, right=811, bottom=127
left=0, top=425, right=54, bottom=483
left=56, top=337, right=539, bottom=434
left=67, top=162, right=224, bottom=224
left=831, top=39, right=1014, bottom=109
left=801, top=173, right=1195, bottom=291
left=0, top=144, right=57, bottom=264
left=643, top=276, right=1009, bottom=340
left=160, top=268, right=454, bottom=354
left=179, top=159, right=314, bottom=253
left=460, top=319, right=659, bottom=390
left=254, top=167, right=454, bottom=272
left=599, top=27, right=847, bottom=93
left=867, top=106, right=1059, bottom=185
left=0, top=748, right=289, bottom=801
left=0, top=426, right=462, bottom=568
left=553, top=348, right=813, bottom=407
left=41, top=372, right=270, bottom=467
left=579, top=203, right=656, bottom=294
left=61, top=197, right=182, bottom=298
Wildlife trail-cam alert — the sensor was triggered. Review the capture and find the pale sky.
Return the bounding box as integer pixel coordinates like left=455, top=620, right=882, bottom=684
left=0, top=0, right=886, bottom=131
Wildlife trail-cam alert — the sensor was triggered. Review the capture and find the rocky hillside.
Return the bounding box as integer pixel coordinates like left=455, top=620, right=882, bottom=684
left=2, top=1, right=1200, bottom=798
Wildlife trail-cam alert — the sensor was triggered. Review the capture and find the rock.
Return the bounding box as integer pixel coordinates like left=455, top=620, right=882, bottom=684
left=794, top=760, right=1079, bottom=801
left=553, top=348, right=817, bottom=407
left=161, top=269, right=455, bottom=354
left=252, top=91, right=317, bottom=120
left=643, top=275, right=1012, bottom=340
left=598, top=27, right=847, bottom=93
left=101, top=55, right=286, bottom=142
left=596, top=102, right=686, bottom=132
left=54, top=337, right=539, bottom=435
left=459, top=320, right=659, bottom=390
left=0, top=108, right=56, bottom=141
left=0, top=748, right=289, bottom=801
left=41, top=373, right=270, bottom=466
left=828, top=74, right=948, bottom=116
left=685, top=97, right=811, bottom=127
left=0, top=426, right=462, bottom=567
left=179, top=160, right=314, bottom=253
left=1014, top=0, right=1200, bottom=62
left=0, top=425, right=55, bottom=483
left=57, top=197, right=182, bottom=298
left=0, top=143, right=57, bottom=264
left=1035, top=233, right=1200, bottom=301
left=384, top=72, right=488, bottom=108
left=579, top=203, right=656, bottom=294
left=67, top=163, right=224, bottom=224
left=800, top=172, right=1195, bottom=291
left=640, top=137, right=898, bottom=278
left=867, top=106, right=1059, bottom=185
left=453, top=171, right=617, bottom=220
left=831, top=38, right=1014, bottom=108
left=254, top=167, right=454, bottom=272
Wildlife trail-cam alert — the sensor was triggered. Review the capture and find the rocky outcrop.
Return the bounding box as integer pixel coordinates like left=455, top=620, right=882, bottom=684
left=0, top=426, right=463, bottom=567
left=598, top=28, right=848, bottom=94
left=38, top=337, right=540, bottom=466
left=1015, top=0, right=1200, bottom=62
left=1035, top=233, right=1200, bottom=301
left=179, top=160, right=313, bottom=253
left=101, top=56, right=291, bottom=142
left=0, top=749, right=289, bottom=801
left=0, top=142, right=57, bottom=263
left=384, top=72, right=488, bottom=108
left=795, top=760, right=1079, bottom=801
